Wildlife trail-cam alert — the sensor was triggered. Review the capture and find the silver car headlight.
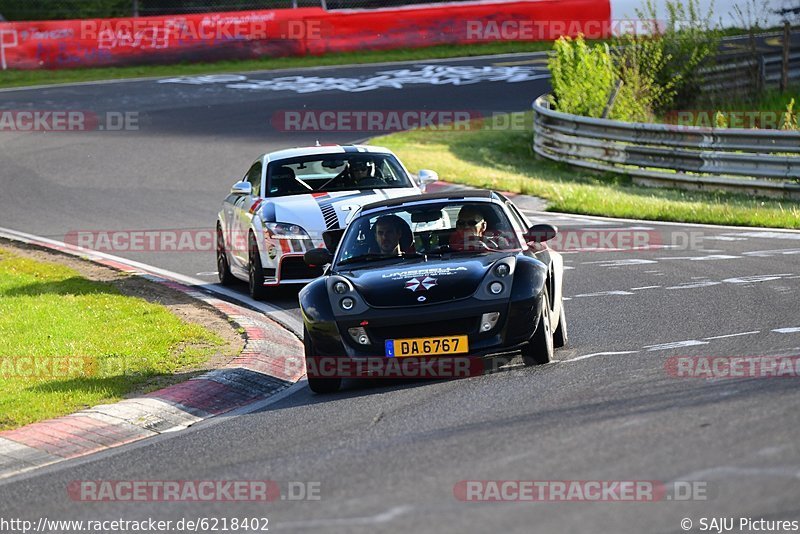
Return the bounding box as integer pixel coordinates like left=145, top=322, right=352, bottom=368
left=264, top=222, right=311, bottom=240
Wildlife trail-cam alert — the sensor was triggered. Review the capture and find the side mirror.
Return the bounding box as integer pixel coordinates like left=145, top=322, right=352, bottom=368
left=322, top=228, right=345, bottom=252
left=304, top=247, right=333, bottom=267
left=417, top=169, right=438, bottom=192
left=524, top=223, right=558, bottom=243
left=231, top=181, right=252, bottom=196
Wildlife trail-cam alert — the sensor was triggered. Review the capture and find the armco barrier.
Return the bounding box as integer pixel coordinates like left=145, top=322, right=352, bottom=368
left=532, top=95, right=800, bottom=200
left=0, top=0, right=610, bottom=70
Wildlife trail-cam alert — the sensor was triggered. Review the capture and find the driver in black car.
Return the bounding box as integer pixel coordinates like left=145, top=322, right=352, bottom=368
left=450, top=206, right=511, bottom=250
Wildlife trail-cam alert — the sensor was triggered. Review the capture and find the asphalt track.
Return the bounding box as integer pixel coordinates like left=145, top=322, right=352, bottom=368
left=1, top=50, right=800, bottom=533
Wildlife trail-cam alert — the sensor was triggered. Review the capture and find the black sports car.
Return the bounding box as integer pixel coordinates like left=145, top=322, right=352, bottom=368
left=298, top=190, right=567, bottom=393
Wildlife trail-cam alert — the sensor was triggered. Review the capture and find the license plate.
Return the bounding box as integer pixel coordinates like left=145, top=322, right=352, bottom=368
left=385, top=336, right=469, bottom=357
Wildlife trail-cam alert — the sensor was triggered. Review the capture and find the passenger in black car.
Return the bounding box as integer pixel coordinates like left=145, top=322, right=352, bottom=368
left=371, top=215, right=412, bottom=255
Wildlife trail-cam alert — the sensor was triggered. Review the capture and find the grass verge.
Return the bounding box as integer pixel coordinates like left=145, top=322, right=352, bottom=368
left=0, top=246, right=226, bottom=430
left=374, top=112, right=800, bottom=228
left=0, top=40, right=557, bottom=89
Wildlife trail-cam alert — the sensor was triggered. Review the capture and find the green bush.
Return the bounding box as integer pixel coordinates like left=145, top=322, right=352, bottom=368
left=549, top=0, right=721, bottom=122
left=781, top=99, right=798, bottom=131
left=548, top=34, right=669, bottom=123
left=610, top=34, right=677, bottom=122
left=548, top=36, right=615, bottom=118
left=632, top=0, right=721, bottom=111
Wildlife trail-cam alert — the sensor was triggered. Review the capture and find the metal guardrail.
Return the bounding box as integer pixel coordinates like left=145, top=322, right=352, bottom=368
left=700, top=51, right=800, bottom=95
left=532, top=95, right=800, bottom=200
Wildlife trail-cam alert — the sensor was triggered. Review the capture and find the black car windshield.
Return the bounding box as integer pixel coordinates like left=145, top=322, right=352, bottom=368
left=336, top=201, right=522, bottom=266
left=266, top=154, right=413, bottom=197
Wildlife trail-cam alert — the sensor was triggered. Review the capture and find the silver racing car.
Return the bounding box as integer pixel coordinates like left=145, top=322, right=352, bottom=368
left=216, top=144, right=437, bottom=299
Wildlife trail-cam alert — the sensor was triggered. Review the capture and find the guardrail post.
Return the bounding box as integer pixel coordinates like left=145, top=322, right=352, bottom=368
left=601, top=80, right=623, bottom=119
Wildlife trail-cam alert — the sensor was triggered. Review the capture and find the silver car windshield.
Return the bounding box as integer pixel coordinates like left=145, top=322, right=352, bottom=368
left=266, top=154, right=413, bottom=197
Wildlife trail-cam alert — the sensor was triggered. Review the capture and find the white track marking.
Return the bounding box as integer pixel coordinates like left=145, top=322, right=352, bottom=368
left=723, top=274, right=794, bottom=284
left=581, top=259, right=658, bottom=267
left=644, top=340, right=709, bottom=351
left=163, top=65, right=550, bottom=94
left=656, top=255, right=739, bottom=261
left=563, top=351, right=639, bottom=363
left=773, top=327, right=800, bottom=334
left=666, top=280, right=721, bottom=290
left=276, top=506, right=413, bottom=529
left=572, top=290, right=634, bottom=298
left=518, top=210, right=800, bottom=233
left=630, top=286, right=661, bottom=290
left=704, top=236, right=749, bottom=241
left=702, top=331, right=760, bottom=341
left=743, top=248, right=800, bottom=257
left=724, top=231, right=800, bottom=241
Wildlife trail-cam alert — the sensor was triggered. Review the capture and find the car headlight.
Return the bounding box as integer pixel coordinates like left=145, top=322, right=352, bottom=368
left=494, top=263, right=510, bottom=277
left=489, top=281, right=504, bottom=295
left=340, top=297, right=355, bottom=310
left=264, top=222, right=311, bottom=240
left=333, top=281, right=349, bottom=294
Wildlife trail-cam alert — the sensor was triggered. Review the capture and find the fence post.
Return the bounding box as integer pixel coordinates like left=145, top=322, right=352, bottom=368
left=601, top=80, right=623, bottom=119
left=781, top=21, right=790, bottom=93
left=132, top=0, right=139, bottom=17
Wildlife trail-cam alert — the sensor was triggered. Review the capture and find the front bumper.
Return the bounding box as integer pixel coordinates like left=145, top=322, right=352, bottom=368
left=308, top=293, right=542, bottom=359
left=261, top=254, right=323, bottom=286
left=261, top=235, right=323, bottom=286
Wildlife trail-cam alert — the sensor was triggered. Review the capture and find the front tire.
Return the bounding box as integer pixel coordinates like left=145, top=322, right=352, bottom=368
left=304, top=327, right=341, bottom=394
left=248, top=233, right=270, bottom=301
left=522, top=287, right=554, bottom=366
left=216, top=224, right=236, bottom=286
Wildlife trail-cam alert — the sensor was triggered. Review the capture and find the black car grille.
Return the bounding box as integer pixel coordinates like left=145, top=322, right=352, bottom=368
left=280, top=257, right=323, bottom=280
left=367, top=317, right=477, bottom=343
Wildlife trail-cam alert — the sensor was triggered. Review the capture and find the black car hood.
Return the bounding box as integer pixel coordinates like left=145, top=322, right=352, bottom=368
left=340, top=254, right=504, bottom=307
